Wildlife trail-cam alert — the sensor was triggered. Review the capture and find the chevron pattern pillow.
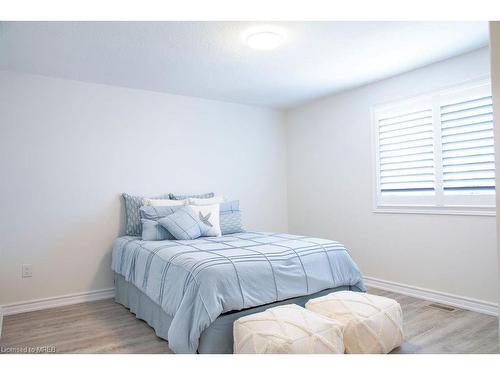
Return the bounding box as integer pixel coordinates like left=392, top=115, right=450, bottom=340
left=220, top=211, right=244, bottom=235
left=219, top=200, right=244, bottom=235
left=122, top=193, right=170, bottom=236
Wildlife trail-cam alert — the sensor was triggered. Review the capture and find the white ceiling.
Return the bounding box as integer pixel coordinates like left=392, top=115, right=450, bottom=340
left=0, top=21, right=489, bottom=109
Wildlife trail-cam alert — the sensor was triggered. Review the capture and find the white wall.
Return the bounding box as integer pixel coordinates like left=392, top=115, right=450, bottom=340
left=0, top=71, right=288, bottom=305
left=286, top=47, right=498, bottom=304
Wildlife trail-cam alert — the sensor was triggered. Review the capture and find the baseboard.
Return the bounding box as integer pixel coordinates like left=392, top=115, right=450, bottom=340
left=1, top=288, right=115, bottom=316
left=1, top=278, right=497, bottom=319
left=364, top=276, right=498, bottom=316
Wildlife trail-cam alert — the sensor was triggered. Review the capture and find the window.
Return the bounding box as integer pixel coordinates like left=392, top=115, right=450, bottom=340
left=373, top=78, right=495, bottom=215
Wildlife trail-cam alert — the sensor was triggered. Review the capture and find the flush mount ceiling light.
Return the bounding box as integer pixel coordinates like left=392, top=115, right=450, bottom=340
left=246, top=31, right=284, bottom=51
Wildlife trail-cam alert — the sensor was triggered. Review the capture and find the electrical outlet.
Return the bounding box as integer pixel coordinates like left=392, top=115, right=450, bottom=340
left=22, top=264, right=32, bottom=278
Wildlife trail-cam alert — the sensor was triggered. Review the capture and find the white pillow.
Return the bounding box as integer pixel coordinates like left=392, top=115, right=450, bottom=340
left=188, top=196, right=224, bottom=206
left=189, top=204, right=221, bottom=237
left=144, top=198, right=187, bottom=206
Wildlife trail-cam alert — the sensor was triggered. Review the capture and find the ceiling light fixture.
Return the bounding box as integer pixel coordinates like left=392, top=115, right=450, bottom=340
left=246, top=31, right=284, bottom=51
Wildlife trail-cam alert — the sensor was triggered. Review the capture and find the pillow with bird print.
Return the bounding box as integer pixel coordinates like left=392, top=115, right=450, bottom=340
left=188, top=203, right=221, bottom=237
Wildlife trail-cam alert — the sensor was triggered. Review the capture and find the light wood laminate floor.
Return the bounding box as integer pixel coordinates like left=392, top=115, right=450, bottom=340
left=0, top=287, right=498, bottom=354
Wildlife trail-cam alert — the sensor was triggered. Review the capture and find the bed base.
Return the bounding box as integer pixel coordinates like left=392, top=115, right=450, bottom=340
left=114, top=272, right=362, bottom=353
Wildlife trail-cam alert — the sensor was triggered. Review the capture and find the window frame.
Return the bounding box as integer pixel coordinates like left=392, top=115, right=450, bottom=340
left=371, top=77, right=495, bottom=216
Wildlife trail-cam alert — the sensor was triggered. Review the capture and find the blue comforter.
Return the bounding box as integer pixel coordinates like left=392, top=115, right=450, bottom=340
left=111, top=231, right=365, bottom=353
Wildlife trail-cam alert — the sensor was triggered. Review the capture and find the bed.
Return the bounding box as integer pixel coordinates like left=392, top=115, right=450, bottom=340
left=111, top=231, right=365, bottom=353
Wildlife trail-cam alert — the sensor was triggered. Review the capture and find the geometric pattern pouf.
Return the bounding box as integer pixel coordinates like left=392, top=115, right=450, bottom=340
left=233, top=304, right=345, bottom=354
left=305, top=291, right=403, bottom=354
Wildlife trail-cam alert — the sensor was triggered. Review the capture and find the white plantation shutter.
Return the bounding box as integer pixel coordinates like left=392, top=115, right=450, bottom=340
left=374, top=79, right=495, bottom=213
left=440, top=92, right=495, bottom=194
left=378, top=108, right=435, bottom=193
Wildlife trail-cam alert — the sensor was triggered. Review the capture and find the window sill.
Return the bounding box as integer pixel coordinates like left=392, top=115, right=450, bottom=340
left=374, top=206, right=496, bottom=217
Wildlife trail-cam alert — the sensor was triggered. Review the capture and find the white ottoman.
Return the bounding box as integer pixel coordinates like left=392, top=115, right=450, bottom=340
left=306, top=291, right=403, bottom=354
left=233, top=304, right=344, bottom=354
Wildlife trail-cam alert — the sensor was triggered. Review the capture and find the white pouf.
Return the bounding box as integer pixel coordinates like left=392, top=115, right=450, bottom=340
left=305, top=291, right=403, bottom=354
left=233, top=304, right=344, bottom=354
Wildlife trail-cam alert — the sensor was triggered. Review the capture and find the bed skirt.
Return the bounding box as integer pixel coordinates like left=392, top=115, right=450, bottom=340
left=114, top=272, right=362, bottom=353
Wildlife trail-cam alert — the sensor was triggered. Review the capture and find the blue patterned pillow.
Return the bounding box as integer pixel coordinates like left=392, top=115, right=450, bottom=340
left=141, top=219, right=174, bottom=241
left=123, top=193, right=170, bottom=236
left=169, top=192, right=215, bottom=200
left=220, top=212, right=244, bottom=234
left=220, top=200, right=239, bottom=212
left=158, top=206, right=208, bottom=240
left=140, top=205, right=181, bottom=221
left=220, top=200, right=244, bottom=235
left=140, top=205, right=184, bottom=240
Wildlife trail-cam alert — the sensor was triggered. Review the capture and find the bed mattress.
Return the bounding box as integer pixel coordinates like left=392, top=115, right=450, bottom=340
left=111, top=231, right=365, bottom=353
